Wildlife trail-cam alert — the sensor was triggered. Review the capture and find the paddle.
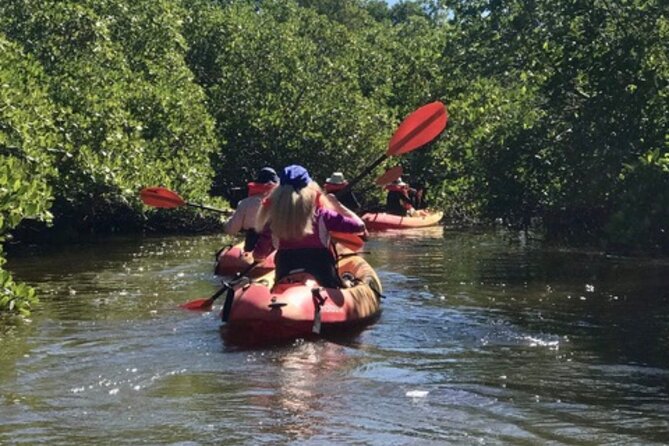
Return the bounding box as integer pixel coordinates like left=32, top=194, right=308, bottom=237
left=181, top=262, right=260, bottom=311
left=140, top=186, right=365, bottom=251
left=330, top=231, right=365, bottom=251
left=139, top=187, right=231, bottom=214
left=337, top=101, right=448, bottom=197
left=375, top=165, right=403, bottom=186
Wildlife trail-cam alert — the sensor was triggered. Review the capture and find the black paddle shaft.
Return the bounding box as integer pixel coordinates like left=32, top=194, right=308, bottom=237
left=336, top=154, right=387, bottom=199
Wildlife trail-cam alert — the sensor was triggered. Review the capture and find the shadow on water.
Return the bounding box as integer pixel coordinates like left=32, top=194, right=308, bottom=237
left=2, top=229, right=669, bottom=444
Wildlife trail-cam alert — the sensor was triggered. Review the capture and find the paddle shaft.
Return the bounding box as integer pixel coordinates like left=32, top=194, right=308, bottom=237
left=215, top=261, right=259, bottom=293
left=186, top=202, right=232, bottom=215
left=335, top=154, right=387, bottom=199
left=208, top=283, right=231, bottom=303
left=200, top=261, right=259, bottom=308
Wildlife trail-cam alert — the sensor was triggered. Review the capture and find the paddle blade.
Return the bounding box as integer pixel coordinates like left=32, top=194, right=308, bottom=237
left=180, top=297, right=214, bottom=311
left=375, top=166, right=403, bottom=186
left=140, top=187, right=186, bottom=209
left=388, top=101, right=448, bottom=156
left=331, top=231, right=365, bottom=251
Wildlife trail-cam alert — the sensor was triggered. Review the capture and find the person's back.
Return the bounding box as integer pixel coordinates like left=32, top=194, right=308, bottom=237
left=254, top=165, right=365, bottom=288
left=323, top=171, right=360, bottom=211
left=224, top=167, right=278, bottom=251
left=385, top=178, right=414, bottom=216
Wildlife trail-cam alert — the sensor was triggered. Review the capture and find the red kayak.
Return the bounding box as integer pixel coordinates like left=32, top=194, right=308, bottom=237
left=362, top=210, right=443, bottom=231
left=214, top=233, right=365, bottom=277
left=221, top=250, right=382, bottom=344
left=214, top=242, right=275, bottom=278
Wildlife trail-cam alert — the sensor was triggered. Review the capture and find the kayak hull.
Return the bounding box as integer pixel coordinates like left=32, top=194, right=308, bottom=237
left=361, top=211, right=443, bottom=231
left=214, top=242, right=275, bottom=278
left=221, top=250, right=382, bottom=344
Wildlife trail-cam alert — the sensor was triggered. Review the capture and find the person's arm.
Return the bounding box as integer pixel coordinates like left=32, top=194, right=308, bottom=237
left=223, top=198, right=249, bottom=235
left=321, top=197, right=365, bottom=232
left=225, top=197, right=261, bottom=234
left=223, top=210, right=244, bottom=235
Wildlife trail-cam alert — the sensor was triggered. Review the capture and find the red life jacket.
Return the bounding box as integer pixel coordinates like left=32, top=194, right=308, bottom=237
left=385, top=184, right=409, bottom=193
left=385, top=184, right=413, bottom=210
left=324, top=182, right=348, bottom=194
left=247, top=182, right=275, bottom=197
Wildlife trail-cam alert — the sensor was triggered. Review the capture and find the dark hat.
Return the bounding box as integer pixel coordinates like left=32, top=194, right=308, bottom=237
left=280, top=165, right=311, bottom=191
left=255, top=167, right=279, bottom=184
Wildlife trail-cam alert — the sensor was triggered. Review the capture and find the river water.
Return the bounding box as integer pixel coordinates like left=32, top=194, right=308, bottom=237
left=1, top=227, right=668, bottom=445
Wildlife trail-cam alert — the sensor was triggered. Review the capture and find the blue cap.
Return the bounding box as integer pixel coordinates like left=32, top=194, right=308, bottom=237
left=255, top=167, right=279, bottom=184
left=280, top=165, right=311, bottom=191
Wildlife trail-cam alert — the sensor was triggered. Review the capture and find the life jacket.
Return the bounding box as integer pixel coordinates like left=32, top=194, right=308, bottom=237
left=385, top=184, right=413, bottom=210
left=384, top=184, right=409, bottom=194
left=247, top=182, right=275, bottom=197
left=324, top=182, right=348, bottom=194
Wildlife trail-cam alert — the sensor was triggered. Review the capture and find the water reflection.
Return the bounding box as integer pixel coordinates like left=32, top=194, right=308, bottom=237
left=244, top=341, right=356, bottom=441
left=2, top=230, right=669, bottom=444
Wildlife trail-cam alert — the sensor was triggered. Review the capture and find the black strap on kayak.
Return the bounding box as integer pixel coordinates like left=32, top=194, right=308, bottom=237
left=349, top=276, right=385, bottom=300
left=221, top=286, right=235, bottom=322
left=311, top=287, right=327, bottom=334
left=220, top=274, right=252, bottom=322
left=368, top=281, right=385, bottom=300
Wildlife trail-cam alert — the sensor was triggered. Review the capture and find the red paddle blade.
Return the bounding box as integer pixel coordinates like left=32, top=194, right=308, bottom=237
left=331, top=231, right=365, bottom=251
left=180, top=297, right=214, bottom=311
left=375, top=166, right=403, bottom=186
left=139, top=187, right=186, bottom=209
left=388, top=101, right=448, bottom=156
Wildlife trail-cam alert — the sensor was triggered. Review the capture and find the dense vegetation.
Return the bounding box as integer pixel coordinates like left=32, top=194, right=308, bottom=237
left=0, top=0, right=666, bottom=314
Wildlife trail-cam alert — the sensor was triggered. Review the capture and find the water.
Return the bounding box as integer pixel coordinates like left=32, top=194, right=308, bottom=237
left=1, top=228, right=669, bottom=445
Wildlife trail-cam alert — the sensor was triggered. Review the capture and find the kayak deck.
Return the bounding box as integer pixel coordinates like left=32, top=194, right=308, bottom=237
left=361, top=210, right=443, bottom=230
left=221, top=249, right=382, bottom=345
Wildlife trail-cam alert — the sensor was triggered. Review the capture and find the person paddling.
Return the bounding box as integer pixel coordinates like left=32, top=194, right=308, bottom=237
left=323, top=171, right=361, bottom=211
left=384, top=177, right=417, bottom=216
left=223, top=167, right=279, bottom=251
left=253, top=165, right=365, bottom=288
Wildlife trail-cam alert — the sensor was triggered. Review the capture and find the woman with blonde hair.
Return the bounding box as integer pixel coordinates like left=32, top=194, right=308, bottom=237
left=254, top=165, right=365, bottom=288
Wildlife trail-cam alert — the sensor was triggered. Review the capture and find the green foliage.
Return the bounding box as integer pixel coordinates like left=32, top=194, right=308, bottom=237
left=0, top=0, right=217, bottom=231
left=0, top=0, right=218, bottom=313
left=183, top=0, right=394, bottom=191
left=605, top=150, right=669, bottom=254
left=0, top=35, right=58, bottom=314
left=419, top=0, right=668, bottom=249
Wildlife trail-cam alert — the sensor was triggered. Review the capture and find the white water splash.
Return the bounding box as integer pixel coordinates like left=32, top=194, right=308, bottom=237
left=406, top=390, right=429, bottom=398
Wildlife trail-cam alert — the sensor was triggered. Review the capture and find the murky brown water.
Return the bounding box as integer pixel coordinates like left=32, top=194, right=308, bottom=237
left=1, top=227, right=669, bottom=445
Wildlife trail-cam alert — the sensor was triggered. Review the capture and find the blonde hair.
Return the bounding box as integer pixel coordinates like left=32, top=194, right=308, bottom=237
left=256, top=182, right=321, bottom=240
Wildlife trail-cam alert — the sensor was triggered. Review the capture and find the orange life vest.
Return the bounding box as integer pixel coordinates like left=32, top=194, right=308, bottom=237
left=248, top=182, right=275, bottom=197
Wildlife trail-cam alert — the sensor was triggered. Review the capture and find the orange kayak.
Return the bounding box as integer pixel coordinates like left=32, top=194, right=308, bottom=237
left=221, top=250, right=382, bottom=344
left=361, top=210, right=443, bottom=231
